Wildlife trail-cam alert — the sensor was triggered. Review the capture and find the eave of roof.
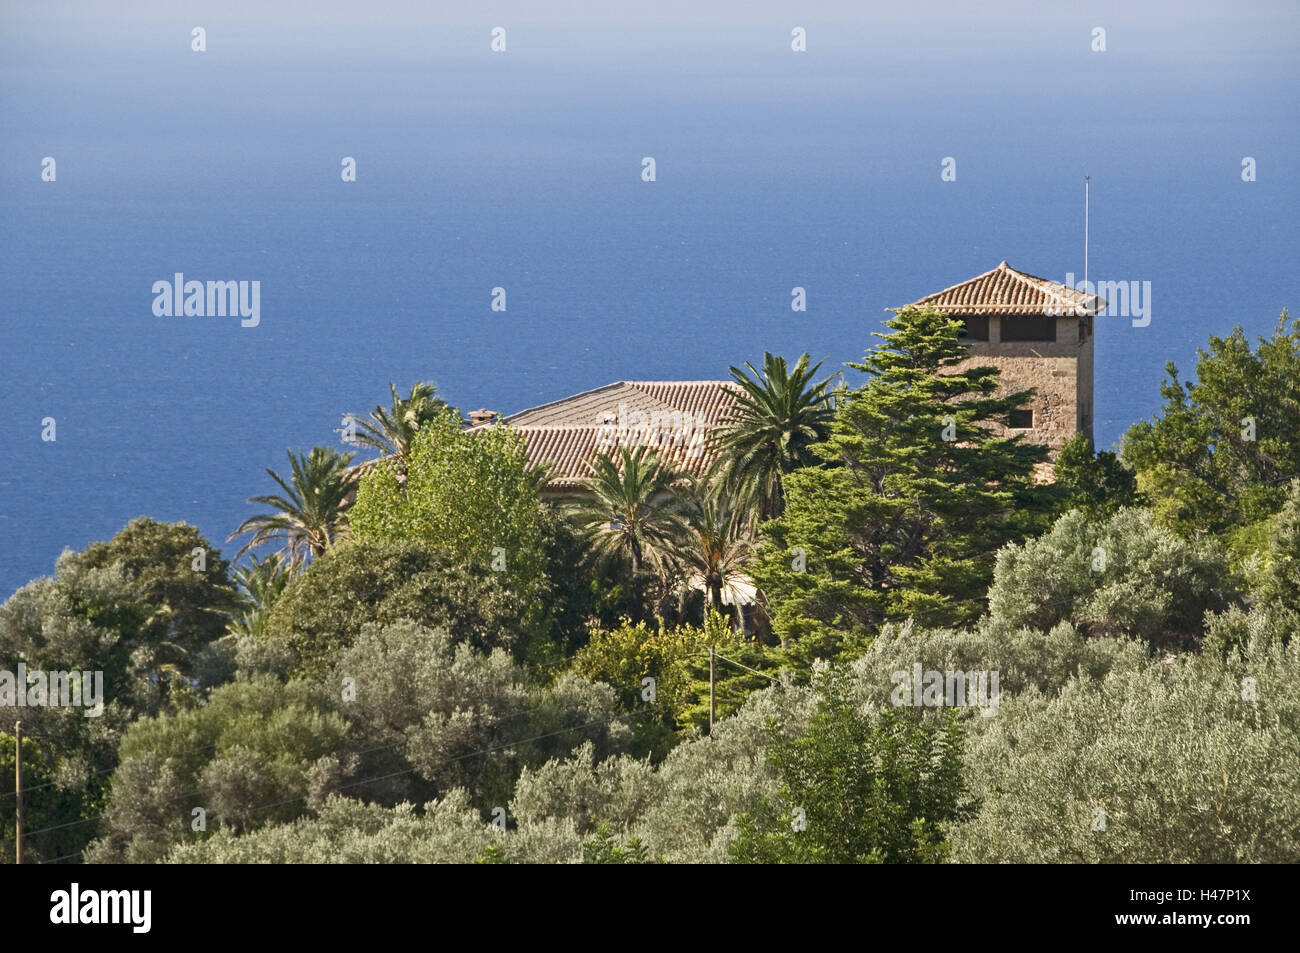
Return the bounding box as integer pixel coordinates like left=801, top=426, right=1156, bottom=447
left=912, top=261, right=1107, bottom=316
left=498, top=380, right=740, bottom=427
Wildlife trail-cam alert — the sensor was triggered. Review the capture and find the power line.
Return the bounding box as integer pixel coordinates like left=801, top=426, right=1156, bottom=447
left=4, top=685, right=559, bottom=803
left=188, top=709, right=649, bottom=830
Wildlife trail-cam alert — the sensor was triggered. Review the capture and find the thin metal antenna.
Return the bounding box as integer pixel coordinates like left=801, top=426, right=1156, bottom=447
left=1084, top=175, right=1090, bottom=290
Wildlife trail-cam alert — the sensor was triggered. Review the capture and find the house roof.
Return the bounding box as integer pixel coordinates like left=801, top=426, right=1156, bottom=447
left=469, top=380, right=742, bottom=489
left=912, top=261, right=1106, bottom=316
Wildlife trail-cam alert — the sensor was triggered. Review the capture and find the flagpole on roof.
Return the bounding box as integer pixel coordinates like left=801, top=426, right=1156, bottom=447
left=1084, top=175, right=1090, bottom=293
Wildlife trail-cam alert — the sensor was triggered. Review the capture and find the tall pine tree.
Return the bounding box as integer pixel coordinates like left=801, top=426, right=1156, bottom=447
left=753, top=305, right=1053, bottom=663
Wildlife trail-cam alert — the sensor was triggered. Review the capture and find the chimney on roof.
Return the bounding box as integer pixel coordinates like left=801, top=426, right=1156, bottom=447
left=467, top=408, right=499, bottom=428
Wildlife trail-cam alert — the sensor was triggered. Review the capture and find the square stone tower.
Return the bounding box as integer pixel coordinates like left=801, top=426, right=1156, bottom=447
left=912, top=261, right=1104, bottom=452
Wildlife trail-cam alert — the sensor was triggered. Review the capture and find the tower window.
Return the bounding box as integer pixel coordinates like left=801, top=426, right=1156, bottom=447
left=1002, top=316, right=1057, bottom=342
left=1008, top=409, right=1033, bottom=429
left=959, top=316, right=989, bottom=341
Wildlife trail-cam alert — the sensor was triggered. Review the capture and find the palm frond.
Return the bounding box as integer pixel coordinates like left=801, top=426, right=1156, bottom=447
left=228, top=446, right=357, bottom=573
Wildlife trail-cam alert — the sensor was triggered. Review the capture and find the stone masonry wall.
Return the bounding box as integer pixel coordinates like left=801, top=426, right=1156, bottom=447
left=948, top=316, right=1085, bottom=453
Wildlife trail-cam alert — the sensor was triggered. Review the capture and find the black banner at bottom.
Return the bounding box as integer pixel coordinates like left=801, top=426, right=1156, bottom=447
left=1, top=862, right=1275, bottom=939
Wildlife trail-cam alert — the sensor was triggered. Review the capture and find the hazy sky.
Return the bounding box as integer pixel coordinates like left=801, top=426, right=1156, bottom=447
left=4, top=1, right=1298, bottom=56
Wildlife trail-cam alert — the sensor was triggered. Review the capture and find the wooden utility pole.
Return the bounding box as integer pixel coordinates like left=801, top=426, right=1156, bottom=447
left=708, top=647, right=715, bottom=733
left=14, top=721, right=23, bottom=865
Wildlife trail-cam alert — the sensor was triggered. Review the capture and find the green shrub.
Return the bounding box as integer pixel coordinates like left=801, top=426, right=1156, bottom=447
left=260, top=539, right=534, bottom=676
left=986, top=508, right=1238, bottom=650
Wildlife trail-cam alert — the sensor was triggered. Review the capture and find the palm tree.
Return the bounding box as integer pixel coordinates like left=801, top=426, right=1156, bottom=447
left=340, top=380, right=446, bottom=480
left=670, top=477, right=758, bottom=620
left=712, top=352, right=839, bottom=521
left=227, top=553, right=291, bottom=639
left=567, top=446, right=684, bottom=621
left=229, top=446, right=358, bottom=572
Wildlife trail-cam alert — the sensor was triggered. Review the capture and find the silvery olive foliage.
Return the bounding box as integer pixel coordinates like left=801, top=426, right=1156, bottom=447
left=167, top=791, right=496, bottom=864
left=509, top=741, right=658, bottom=837
left=160, top=679, right=817, bottom=864
left=850, top=617, right=1148, bottom=711
left=92, top=620, right=633, bottom=863
left=152, top=614, right=1300, bottom=863
left=87, top=675, right=350, bottom=864
left=628, top=683, right=818, bottom=862
left=335, top=620, right=631, bottom=809
left=1250, top=479, right=1300, bottom=618
left=986, top=507, right=1238, bottom=650
left=949, top=632, right=1300, bottom=863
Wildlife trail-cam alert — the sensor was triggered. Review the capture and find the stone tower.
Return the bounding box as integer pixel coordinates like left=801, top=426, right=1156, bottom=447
left=912, top=261, right=1104, bottom=452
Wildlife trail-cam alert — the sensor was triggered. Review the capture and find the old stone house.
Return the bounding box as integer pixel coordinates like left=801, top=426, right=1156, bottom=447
left=912, top=261, right=1105, bottom=452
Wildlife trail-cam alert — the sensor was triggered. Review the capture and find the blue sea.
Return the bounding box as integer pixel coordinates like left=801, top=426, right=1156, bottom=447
left=2, top=2, right=1298, bottom=597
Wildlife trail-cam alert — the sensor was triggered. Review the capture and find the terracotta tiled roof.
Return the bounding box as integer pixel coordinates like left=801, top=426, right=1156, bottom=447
left=912, top=261, right=1106, bottom=316
left=469, top=381, right=742, bottom=489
